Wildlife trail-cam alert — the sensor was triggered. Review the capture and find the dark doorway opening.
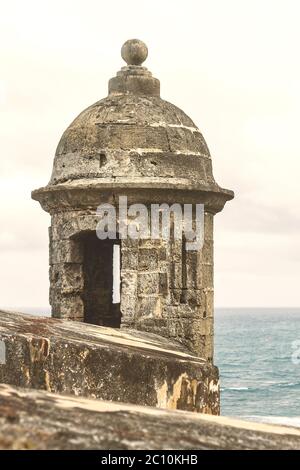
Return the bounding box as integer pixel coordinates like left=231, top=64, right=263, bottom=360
left=80, top=232, right=121, bottom=327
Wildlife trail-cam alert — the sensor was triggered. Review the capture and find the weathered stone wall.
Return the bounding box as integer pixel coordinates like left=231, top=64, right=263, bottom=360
left=49, top=211, right=98, bottom=321
left=1, top=384, right=300, bottom=450
left=121, top=211, right=214, bottom=361
left=0, top=311, right=219, bottom=414
left=48, top=207, right=214, bottom=359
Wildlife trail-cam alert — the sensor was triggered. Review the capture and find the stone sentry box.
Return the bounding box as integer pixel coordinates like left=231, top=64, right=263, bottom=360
left=48, top=206, right=215, bottom=361
left=32, top=39, right=233, bottom=362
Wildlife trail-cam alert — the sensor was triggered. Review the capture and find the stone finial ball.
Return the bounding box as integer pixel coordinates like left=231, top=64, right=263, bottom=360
left=121, top=39, right=148, bottom=66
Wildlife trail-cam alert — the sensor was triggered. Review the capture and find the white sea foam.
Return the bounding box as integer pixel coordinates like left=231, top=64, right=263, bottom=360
left=221, top=387, right=249, bottom=391
left=240, top=416, right=300, bottom=428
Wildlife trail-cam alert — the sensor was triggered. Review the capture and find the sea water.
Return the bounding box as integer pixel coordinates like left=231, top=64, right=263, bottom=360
left=215, top=308, right=300, bottom=426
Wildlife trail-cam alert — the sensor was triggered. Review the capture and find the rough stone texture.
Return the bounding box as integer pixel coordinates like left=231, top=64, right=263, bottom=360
left=31, top=41, right=234, bottom=412
left=0, top=311, right=219, bottom=414
left=120, top=211, right=214, bottom=360
left=1, top=384, right=300, bottom=450
left=48, top=94, right=212, bottom=184
left=46, top=208, right=215, bottom=359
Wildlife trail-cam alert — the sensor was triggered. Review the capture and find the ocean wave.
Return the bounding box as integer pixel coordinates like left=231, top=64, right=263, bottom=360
left=241, top=416, right=300, bottom=428
left=221, top=382, right=300, bottom=393
left=221, top=387, right=249, bottom=391
left=274, top=382, right=300, bottom=389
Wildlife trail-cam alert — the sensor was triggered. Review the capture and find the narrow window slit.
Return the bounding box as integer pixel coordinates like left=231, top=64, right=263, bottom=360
left=99, top=152, right=107, bottom=168
left=113, top=244, right=121, bottom=304
left=180, top=235, right=187, bottom=303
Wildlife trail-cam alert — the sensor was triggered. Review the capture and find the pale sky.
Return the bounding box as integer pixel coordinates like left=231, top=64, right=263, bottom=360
left=0, top=0, right=299, bottom=309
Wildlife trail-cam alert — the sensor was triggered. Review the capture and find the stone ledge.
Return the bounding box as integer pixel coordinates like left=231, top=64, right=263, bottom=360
left=0, top=310, right=219, bottom=413
left=0, top=384, right=299, bottom=450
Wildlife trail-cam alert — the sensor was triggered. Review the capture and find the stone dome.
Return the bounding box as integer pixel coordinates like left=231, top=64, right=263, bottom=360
left=33, top=39, right=233, bottom=213
left=51, top=94, right=214, bottom=186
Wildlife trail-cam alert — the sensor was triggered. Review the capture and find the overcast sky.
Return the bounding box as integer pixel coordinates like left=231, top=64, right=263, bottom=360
left=0, top=0, right=299, bottom=309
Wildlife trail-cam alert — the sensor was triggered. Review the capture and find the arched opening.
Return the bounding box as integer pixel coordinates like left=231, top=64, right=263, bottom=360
left=78, top=232, right=121, bottom=327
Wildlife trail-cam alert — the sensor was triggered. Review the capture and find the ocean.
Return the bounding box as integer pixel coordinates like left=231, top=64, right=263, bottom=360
left=215, top=308, right=300, bottom=426
left=3, top=307, right=300, bottom=426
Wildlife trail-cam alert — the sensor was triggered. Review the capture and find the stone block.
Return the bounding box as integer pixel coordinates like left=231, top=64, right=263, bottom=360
left=96, top=125, right=170, bottom=152
left=136, top=296, right=162, bottom=318
left=182, top=289, right=203, bottom=306
left=157, top=246, right=167, bottom=261
left=202, top=263, right=213, bottom=289
left=51, top=294, right=84, bottom=320
left=170, top=289, right=181, bottom=305
left=159, top=272, right=168, bottom=295
left=52, top=213, right=99, bottom=240
left=166, top=127, right=210, bottom=155
left=137, top=272, right=159, bottom=295
left=204, top=212, right=214, bottom=241
left=121, top=248, right=138, bottom=270
left=169, top=262, right=182, bottom=289
left=163, top=314, right=210, bottom=358
left=51, top=264, right=84, bottom=294
left=121, top=272, right=137, bottom=319
left=50, top=239, right=83, bottom=264
left=138, top=238, right=162, bottom=248
left=202, top=239, right=213, bottom=264
left=121, top=238, right=139, bottom=249
left=205, top=289, right=214, bottom=317
left=185, top=250, right=202, bottom=289
left=138, top=248, right=158, bottom=270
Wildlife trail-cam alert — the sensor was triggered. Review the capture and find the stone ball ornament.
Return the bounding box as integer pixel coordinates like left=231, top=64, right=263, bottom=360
left=121, top=39, right=148, bottom=66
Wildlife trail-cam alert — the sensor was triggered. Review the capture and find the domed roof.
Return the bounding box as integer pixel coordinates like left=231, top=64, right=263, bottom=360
left=51, top=93, right=213, bottom=186
left=50, top=39, right=215, bottom=187
left=33, top=40, right=233, bottom=213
